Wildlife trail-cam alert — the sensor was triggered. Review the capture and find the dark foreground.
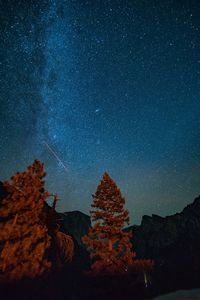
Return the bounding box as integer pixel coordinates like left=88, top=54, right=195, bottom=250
left=0, top=264, right=200, bottom=300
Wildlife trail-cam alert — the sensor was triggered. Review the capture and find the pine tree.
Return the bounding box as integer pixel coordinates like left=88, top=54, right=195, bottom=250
left=82, top=172, right=135, bottom=274
left=0, top=160, right=52, bottom=281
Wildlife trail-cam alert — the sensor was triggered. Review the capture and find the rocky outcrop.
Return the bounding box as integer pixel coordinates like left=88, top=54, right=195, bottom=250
left=131, top=196, right=200, bottom=260
left=128, top=196, right=200, bottom=293
left=59, top=211, right=91, bottom=246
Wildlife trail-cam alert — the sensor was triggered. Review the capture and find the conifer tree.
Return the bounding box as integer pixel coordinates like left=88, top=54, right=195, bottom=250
left=82, top=172, right=135, bottom=274
left=0, top=160, right=52, bottom=281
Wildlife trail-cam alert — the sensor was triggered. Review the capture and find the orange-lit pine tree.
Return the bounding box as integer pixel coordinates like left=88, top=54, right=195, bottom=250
left=82, top=172, right=135, bottom=274
left=0, top=160, right=52, bottom=281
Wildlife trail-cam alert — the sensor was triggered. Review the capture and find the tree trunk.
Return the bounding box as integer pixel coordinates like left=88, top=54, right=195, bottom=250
left=108, top=239, right=112, bottom=251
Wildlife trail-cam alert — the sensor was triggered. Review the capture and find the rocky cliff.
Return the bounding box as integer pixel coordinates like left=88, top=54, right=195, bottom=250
left=59, top=211, right=91, bottom=245
left=131, top=196, right=200, bottom=260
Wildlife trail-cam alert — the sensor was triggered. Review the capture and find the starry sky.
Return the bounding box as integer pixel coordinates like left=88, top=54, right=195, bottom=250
left=0, top=0, right=200, bottom=224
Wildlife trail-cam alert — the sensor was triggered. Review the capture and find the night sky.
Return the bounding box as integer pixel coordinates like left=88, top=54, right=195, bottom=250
left=1, top=0, right=200, bottom=224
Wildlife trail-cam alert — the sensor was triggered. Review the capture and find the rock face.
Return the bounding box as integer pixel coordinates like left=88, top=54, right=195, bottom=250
left=131, top=195, right=200, bottom=260
left=130, top=196, right=200, bottom=292
left=59, top=211, right=91, bottom=246
left=55, top=210, right=91, bottom=273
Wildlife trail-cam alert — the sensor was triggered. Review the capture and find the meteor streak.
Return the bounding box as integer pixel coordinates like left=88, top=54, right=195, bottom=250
left=43, top=141, right=68, bottom=172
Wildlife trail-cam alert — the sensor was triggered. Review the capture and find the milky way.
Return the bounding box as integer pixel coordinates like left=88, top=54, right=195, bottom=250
left=1, top=0, right=200, bottom=223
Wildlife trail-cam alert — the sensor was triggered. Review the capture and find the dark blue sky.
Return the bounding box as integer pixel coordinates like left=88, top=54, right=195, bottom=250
left=0, top=0, right=200, bottom=224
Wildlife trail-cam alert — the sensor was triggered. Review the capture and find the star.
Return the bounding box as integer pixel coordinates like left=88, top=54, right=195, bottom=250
left=0, top=0, right=200, bottom=224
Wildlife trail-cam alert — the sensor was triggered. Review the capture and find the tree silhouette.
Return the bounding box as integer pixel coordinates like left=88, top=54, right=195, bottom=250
left=0, top=160, right=52, bottom=281
left=82, top=172, right=135, bottom=274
